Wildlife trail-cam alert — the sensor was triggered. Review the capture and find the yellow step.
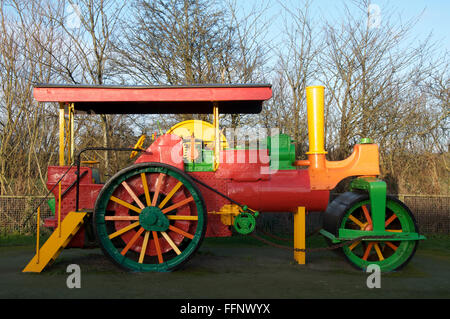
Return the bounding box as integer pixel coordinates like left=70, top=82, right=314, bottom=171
left=23, top=212, right=88, bottom=273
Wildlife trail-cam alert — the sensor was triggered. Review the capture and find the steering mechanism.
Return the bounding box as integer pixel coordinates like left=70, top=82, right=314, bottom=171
left=130, top=134, right=146, bottom=159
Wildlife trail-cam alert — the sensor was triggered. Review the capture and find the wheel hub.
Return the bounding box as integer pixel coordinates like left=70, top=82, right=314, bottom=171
left=139, top=206, right=169, bottom=231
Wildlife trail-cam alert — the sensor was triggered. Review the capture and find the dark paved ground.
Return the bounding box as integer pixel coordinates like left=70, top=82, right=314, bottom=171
left=1, top=234, right=449, bottom=299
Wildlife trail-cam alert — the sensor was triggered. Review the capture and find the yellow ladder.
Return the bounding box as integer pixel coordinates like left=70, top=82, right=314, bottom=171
left=23, top=212, right=87, bottom=273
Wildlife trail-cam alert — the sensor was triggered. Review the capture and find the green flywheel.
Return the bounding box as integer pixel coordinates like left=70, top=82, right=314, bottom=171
left=234, top=212, right=256, bottom=235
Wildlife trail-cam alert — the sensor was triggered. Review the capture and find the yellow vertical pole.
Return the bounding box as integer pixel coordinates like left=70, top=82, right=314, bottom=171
left=305, top=86, right=327, bottom=155
left=67, top=104, right=74, bottom=164
left=213, top=102, right=220, bottom=171
left=294, top=206, right=306, bottom=264
left=36, top=206, right=40, bottom=264
left=59, top=103, right=65, bottom=166
left=58, top=182, right=62, bottom=238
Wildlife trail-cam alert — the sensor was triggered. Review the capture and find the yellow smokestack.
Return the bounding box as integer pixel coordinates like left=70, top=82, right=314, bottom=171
left=306, top=86, right=327, bottom=155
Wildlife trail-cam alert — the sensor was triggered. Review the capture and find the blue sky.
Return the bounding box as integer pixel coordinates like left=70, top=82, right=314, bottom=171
left=239, top=0, right=449, bottom=55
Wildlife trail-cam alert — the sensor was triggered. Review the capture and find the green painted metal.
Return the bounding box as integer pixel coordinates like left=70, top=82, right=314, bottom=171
left=359, top=137, right=374, bottom=144
left=184, top=149, right=214, bottom=172
left=94, top=163, right=206, bottom=272
left=47, top=197, right=55, bottom=216
left=339, top=198, right=420, bottom=271
left=139, top=206, right=169, bottom=231
left=338, top=229, right=425, bottom=240
left=350, top=177, right=386, bottom=232
left=265, top=134, right=296, bottom=170
left=320, top=228, right=425, bottom=243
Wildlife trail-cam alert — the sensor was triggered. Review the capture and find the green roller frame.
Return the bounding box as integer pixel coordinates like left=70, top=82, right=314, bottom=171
left=321, top=177, right=425, bottom=271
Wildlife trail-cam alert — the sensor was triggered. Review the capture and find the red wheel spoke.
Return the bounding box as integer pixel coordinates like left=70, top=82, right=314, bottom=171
left=362, top=205, right=373, bottom=227
left=385, top=241, right=398, bottom=251
left=121, top=227, right=145, bottom=255
left=362, top=242, right=374, bottom=261
left=151, top=173, right=165, bottom=206
left=152, top=231, right=163, bottom=264
left=162, top=196, right=194, bottom=214
left=385, top=214, right=398, bottom=228
left=168, top=225, right=194, bottom=240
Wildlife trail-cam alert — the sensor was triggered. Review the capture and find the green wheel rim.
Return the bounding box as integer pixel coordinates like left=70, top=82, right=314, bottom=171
left=94, top=163, right=206, bottom=272
left=340, top=198, right=418, bottom=272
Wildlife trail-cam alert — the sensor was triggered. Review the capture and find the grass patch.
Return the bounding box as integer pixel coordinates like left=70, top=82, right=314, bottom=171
left=0, top=233, right=50, bottom=247
left=418, top=233, right=450, bottom=253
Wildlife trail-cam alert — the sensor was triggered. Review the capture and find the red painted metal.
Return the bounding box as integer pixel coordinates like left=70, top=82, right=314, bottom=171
left=33, top=84, right=272, bottom=103
left=135, top=134, right=184, bottom=170
left=44, top=133, right=330, bottom=247
left=46, top=166, right=102, bottom=247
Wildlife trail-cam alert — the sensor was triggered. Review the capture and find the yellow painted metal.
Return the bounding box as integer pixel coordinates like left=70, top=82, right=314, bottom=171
left=374, top=243, right=384, bottom=261
left=213, top=103, right=220, bottom=170
left=166, top=215, right=198, bottom=221
left=110, top=196, right=142, bottom=214
left=130, top=134, right=146, bottom=159
left=108, top=221, right=140, bottom=239
left=23, top=212, right=87, bottom=273
left=294, top=206, right=306, bottom=264
left=348, top=214, right=365, bottom=229
left=161, top=231, right=181, bottom=255
left=81, top=160, right=100, bottom=165
left=58, top=182, right=62, bottom=238
left=348, top=240, right=361, bottom=251
left=58, top=104, right=65, bottom=166
left=69, top=103, right=74, bottom=164
left=159, top=181, right=183, bottom=209
left=36, top=206, right=40, bottom=264
left=141, top=173, right=151, bottom=206
left=138, top=231, right=150, bottom=263
left=305, top=86, right=327, bottom=155
left=166, top=119, right=228, bottom=149
left=208, top=204, right=241, bottom=226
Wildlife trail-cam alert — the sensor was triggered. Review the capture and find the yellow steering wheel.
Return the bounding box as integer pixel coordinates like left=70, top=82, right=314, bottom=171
left=130, top=134, right=146, bottom=159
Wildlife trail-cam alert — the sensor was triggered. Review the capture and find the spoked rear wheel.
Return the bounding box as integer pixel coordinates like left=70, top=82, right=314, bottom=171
left=324, top=192, right=419, bottom=272
left=94, top=163, right=206, bottom=272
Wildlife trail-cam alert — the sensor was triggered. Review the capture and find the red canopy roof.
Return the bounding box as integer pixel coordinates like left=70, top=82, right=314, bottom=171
left=33, top=84, right=272, bottom=114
